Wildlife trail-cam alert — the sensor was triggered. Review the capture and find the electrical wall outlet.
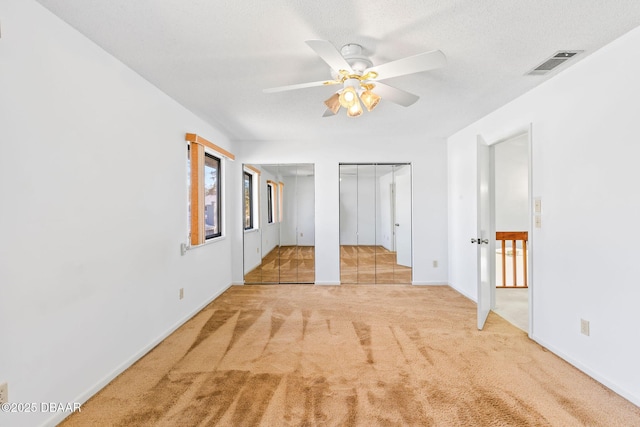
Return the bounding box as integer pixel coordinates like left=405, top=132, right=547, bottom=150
left=433, top=260, right=438, bottom=268
left=179, top=288, right=184, bottom=300
left=0, top=382, right=8, bottom=404
left=580, top=319, right=590, bottom=336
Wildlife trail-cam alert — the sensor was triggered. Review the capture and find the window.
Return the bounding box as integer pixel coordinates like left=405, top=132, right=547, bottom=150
left=204, top=153, right=221, bottom=239
left=243, top=166, right=261, bottom=231
left=185, top=133, right=235, bottom=246
left=278, top=182, right=284, bottom=222
left=244, top=171, right=253, bottom=230
left=267, top=182, right=275, bottom=224
left=187, top=145, right=191, bottom=234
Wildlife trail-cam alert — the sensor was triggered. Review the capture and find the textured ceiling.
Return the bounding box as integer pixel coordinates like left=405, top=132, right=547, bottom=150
left=36, top=0, right=640, bottom=142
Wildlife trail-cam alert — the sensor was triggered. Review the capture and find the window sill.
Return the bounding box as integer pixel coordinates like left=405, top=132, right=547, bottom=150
left=182, top=235, right=226, bottom=254
left=244, top=228, right=260, bottom=234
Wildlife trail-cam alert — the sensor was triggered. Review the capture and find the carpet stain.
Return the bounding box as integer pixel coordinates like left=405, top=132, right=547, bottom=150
left=426, top=385, right=456, bottom=409
left=546, top=386, right=596, bottom=425
left=343, top=388, right=359, bottom=426
left=226, top=309, right=265, bottom=353
left=162, top=370, right=250, bottom=425
left=370, top=380, right=434, bottom=426
left=301, top=308, right=312, bottom=337
left=303, top=376, right=330, bottom=425
left=458, top=386, right=541, bottom=426
left=230, top=373, right=282, bottom=426
left=401, top=324, right=435, bottom=365
left=269, top=314, right=286, bottom=339
left=116, top=372, right=198, bottom=426
left=186, top=309, right=238, bottom=354
left=282, top=373, right=306, bottom=423
left=352, top=321, right=374, bottom=364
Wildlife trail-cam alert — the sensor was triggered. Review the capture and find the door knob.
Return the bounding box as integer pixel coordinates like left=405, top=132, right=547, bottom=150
left=395, top=223, right=400, bottom=226
left=471, top=238, right=489, bottom=244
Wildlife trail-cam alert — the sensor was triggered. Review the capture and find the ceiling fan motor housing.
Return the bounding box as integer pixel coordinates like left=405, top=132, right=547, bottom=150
left=343, top=78, right=360, bottom=90
left=340, top=43, right=373, bottom=74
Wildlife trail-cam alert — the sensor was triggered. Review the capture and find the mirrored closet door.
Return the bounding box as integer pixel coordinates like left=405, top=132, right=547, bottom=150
left=339, top=164, right=412, bottom=284
left=243, top=164, right=315, bottom=284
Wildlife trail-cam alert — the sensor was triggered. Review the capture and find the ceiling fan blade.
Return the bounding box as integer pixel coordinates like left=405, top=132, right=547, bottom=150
left=263, top=79, right=339, bottom=93
left=367, top=50, right=446, bottom=80
left=373, top=82, right=420, bottom=107
left=322, top=108, right=337, bottom=117
left=306, top=40, right=354, bottom=74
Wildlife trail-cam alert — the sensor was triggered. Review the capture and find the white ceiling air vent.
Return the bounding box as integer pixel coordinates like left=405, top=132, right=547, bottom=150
left=527, top=50, right=583, bottom=75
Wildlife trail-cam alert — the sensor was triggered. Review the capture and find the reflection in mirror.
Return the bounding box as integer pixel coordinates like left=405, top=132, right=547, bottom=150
left=243, top=164, right=315, bottom=284
left=339, top=163, right=412, bottom=284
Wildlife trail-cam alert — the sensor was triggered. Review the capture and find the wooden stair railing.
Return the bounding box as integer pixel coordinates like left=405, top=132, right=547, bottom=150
left=496, top=231, right=528, bottom=288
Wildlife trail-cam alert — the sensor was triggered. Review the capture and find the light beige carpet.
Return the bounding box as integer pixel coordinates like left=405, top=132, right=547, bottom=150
left=60, top=285, right=640, bottom=426
left=244, top=246, right=315, bottom=284
left=340, top=245, right=412, bottom=284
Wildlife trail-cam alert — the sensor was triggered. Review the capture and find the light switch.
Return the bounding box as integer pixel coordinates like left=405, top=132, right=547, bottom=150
left=535, top=215, right=542, bottom=228
left=534, top=198, right=542, bottom=213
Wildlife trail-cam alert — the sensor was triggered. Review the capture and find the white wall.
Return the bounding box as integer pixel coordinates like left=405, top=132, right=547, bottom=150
left=494, top=134, right=529, bottom=231
left=243, top=227, right=262, bottom=274
left=281, top=175, right=315, bottom=247
left=237, top=138, right=448, bottom=285
left=0, top=2, right=237, bottom=426
left=339, top=174, right=359, bottom=245
left=339, top=171, right=377, bottom=246
left=448, top=26, right=640, bottom=405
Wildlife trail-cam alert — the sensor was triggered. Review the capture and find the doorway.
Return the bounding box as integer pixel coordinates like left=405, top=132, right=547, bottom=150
left=476, top=128, right=532, bottom=332
left=339, top=163, right=412, bottom=284
left=492, top=133, right=530, bottom=331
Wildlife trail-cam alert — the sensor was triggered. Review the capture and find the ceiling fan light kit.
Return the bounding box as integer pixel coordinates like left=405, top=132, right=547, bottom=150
left=360, top=89, right=381, bottom=112
left=264, top=40, right=446, bottom=118
left=324, top=93, right=341, bottom=114
left=347, top=98, right=364, bottom=117
left=338, top=84, right=359, bottom=108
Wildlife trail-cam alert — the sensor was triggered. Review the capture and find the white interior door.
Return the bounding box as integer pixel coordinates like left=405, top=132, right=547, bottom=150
left=395, top=171, right=412, bottom=267
left=477, top=135, right=494, bottom=330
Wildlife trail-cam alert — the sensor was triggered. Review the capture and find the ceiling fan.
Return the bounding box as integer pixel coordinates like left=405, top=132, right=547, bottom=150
left=263, top=40, right=446, bottom=118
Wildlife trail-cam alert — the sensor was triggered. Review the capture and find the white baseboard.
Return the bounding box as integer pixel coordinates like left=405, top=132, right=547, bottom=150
left=531, top=335, right=640, bottom=408
left=44, top=282, right=233, bottom=427
left=448, top=283, right=476, bottom=302
left=411, top=281, right=448, bottom=286
left=314, top=281, right=341, bottom=286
